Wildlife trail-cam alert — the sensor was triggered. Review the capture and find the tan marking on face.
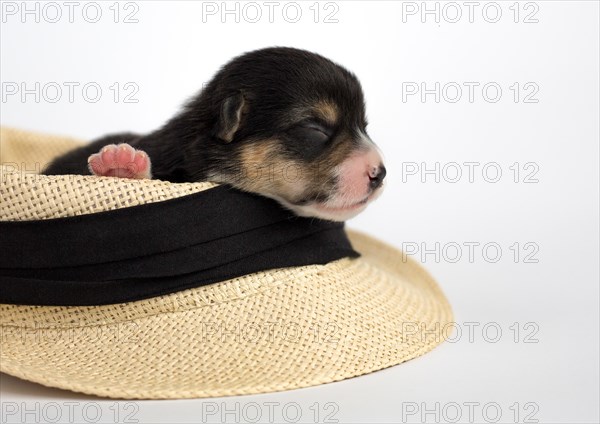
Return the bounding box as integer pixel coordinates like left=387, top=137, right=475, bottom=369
left=316, top=129, right=361, bottom=180
left=313, top=101, right=338, bottom=125
left=236, top=140, right=308, bottom=201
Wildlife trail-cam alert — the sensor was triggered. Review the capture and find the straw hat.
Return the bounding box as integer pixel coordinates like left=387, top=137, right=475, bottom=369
left=0, top=127, right=453, bottom=399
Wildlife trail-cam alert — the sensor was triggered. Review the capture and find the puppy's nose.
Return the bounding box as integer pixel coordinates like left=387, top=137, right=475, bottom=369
left=369, top=164, right=386, bottom=189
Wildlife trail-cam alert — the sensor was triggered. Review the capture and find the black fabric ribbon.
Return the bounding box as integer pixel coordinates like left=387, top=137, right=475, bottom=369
left=0, top=185, right=359, bottom=306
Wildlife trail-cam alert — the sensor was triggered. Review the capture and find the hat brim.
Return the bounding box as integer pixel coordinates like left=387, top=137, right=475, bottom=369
left=0, top=230, right=452, bottom=399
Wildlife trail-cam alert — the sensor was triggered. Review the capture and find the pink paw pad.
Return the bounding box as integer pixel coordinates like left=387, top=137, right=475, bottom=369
left=88, top=144, right=152, bottom=179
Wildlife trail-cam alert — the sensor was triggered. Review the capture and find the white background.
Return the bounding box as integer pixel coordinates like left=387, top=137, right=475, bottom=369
left=1, top=1, right=599, bottom=423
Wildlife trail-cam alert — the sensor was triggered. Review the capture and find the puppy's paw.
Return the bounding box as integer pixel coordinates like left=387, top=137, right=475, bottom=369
left=88, top=143, right=152, bottom=179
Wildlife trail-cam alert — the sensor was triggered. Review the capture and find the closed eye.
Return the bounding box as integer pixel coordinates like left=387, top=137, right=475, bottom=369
left=287, top=120, right=333, bottom=143
left=303, top=117, right=333, bottom=133
left=305, top=123, right=331, bottom=137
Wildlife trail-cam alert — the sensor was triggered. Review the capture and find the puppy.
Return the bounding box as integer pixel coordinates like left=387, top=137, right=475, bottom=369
left=43, top=47, right=386, bottom=221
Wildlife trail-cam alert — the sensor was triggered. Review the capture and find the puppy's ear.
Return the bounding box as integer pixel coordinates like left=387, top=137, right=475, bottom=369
left=217, top=91, right=245, bottom=143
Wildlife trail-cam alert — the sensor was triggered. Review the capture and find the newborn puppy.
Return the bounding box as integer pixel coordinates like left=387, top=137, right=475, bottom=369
left=43, top=47, right=386, bottom=221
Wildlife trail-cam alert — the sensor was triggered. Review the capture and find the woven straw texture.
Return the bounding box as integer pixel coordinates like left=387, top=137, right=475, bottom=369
left=0, top=127, right=454, bottom=399
left=0, top=127, right=216, bottom=221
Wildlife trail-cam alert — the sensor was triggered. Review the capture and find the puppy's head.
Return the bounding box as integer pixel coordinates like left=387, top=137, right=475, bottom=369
left=197, top=47, right=385, bottom=221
